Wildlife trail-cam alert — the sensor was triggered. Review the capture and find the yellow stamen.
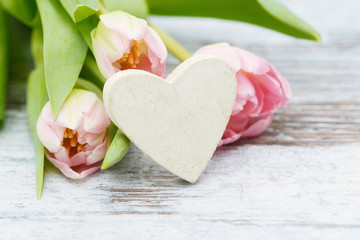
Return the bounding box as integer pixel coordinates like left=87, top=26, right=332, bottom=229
left=77, top=144, right=85, bottom=152
left=67, top=130, right=74, bottom=138
left=127, top=53, right=134, bottom=64
left=116, top=40, right=143, bottom=70
left=70, top=135, right=77, bottom=147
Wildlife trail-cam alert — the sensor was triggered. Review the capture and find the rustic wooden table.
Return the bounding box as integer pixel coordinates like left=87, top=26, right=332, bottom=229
left=1, top=1, right=360, bottom=239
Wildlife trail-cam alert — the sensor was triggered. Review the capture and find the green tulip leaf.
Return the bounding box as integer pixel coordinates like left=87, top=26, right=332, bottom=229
left=101, top=129, right=131, bottom=170
left=147, top=0, right=320, bottom=41
left=37, top=0, right=88, bottom=120
left=59, top=0, right=99, bottom=23
left=75, top=78, right=103, bottom=99
left=76, top=14, right=99, bottom=49
left=107, top=123, right=117, bottom=143
left=27, top=65, right=48, bottom=200
left=30, top=27, right=43, bottom=67
left=99, top=0, right=148, bottom=19
left=28, top=27, right=48, bottom=199
left=80, top=53, right=106, bottom=88
left=0, top=9, right=9, bottom=121
left=0, top=0, right=38, bottom=26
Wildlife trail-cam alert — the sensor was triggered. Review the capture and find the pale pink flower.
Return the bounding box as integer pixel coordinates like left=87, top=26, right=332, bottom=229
left=195, top=43, right=291, bottom=146
left=36, top=89, right=110, bottom=179
left=92, top=10, right=167, bottom=79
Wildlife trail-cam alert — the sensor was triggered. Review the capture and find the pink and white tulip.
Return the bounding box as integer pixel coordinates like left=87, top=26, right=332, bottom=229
left=195, top=43, right=291, bottom=146
left=36, top=89, right=110, bottom=179
left=92, top=11, right=167, bottom=79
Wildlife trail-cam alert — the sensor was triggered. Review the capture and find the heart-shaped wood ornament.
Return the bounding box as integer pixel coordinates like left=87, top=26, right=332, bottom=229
left=103, top=55, right=237, bottom=182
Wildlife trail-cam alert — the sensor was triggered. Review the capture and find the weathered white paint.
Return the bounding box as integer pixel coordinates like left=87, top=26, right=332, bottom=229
left=1, top=0, right=360, bottom=239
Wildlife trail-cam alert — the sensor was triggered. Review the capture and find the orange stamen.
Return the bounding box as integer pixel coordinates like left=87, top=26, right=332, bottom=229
left=62, top=128, right=86, bottom=158
left=116, top=40, right=143, bottom=69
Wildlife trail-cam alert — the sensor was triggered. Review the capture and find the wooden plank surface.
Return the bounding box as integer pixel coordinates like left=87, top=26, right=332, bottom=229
left=1, top=0, right=360, bottom=239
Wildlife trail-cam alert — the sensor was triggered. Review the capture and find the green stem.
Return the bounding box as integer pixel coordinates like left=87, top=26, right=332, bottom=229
left=97, top=0, right=108, bottom=16
left=149, top=23, right=192, bottom=62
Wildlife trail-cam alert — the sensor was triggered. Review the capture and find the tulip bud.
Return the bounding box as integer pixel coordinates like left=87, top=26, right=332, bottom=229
left=92, top=11, right=167, bottom=79
left=36, top=89, right=110, bottom=179
left=195, top=43, right=291, bottom=146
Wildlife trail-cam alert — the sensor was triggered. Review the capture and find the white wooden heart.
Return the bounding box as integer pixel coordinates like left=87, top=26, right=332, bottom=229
left=103, top=55, right=237, bottom=183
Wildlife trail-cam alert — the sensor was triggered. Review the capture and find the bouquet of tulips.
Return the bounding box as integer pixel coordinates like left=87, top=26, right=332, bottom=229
left=0, top=0, right=320, bottom=198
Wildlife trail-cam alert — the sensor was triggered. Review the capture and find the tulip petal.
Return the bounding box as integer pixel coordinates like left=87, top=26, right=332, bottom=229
left=195, top=42, right=242, bottom=72
left=236, top=72, right=256, bottom=100
left=147, top=47, right=166, bottom=78
left=70, top=162, right=102, bottom=177
left=92, top=22, right=128, bottom=62
left=245, top=80, right=264, bottom=117
left=242, top=115, right=273, bottom=138
left=226, top=113, right=249, bottom=134
left=233, top=48, right=270, bottom=75
left=260, top=95, right=278, bottom=116
left=218, top=129, right=242, bottom=147
left=255, top=74, right=284, bottom=104
left=83, top=99, right=110, bottom=133
left=268, top=64, right=292, bottom=103
left=82, top=131, right=107, bottom=147
left=69, top=151, right=88, bottom=166
left=86, top=137, right=108, bottom=165
left=47, top=154, right=101, bottom=179
left=92, top=36, right=118, bottom=78
left=37, top=103, right=62, bottom=153
left=232, top=72, right=256, bottom=115
left=100, top=11, right=148, bottom=41
left=53, top=147, right=70, bottom=164
left=55, top=89, right=98, bottom=130
left=134, top=51, right=153, bottom=72
left=145, top=27, right=167, bottom=64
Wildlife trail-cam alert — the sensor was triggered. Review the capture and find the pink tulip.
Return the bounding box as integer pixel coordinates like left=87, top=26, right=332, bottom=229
left=92, top=11, right=167, bottom=79
left=36, top=89, right=110, bottom=179
left=195, top=43, right=291, bottom=146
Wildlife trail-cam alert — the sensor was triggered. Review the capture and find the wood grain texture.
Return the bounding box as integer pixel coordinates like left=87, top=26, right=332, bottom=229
left=1, top=0, right=360, bottom=239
